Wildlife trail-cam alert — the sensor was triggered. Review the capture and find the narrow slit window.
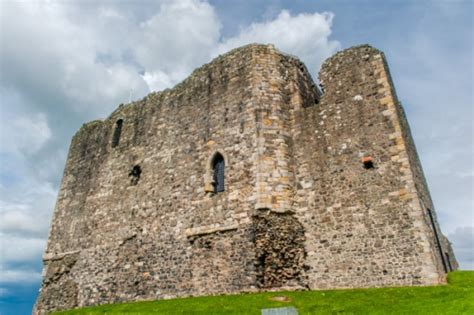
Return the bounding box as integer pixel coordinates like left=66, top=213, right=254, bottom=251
left=212, top=153, right=225, bottom=193
left=427, top=209, right=449, bottom=273
left=111, top=119, right=123, bottom=148
left=445, top=252, right=453, bottom=272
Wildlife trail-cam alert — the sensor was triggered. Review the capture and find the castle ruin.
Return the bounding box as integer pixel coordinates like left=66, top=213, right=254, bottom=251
left=34, top=44, right=458, bottom=314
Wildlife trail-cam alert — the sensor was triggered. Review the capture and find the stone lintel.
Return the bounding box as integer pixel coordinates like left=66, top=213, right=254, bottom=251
left=185, top=224, right=238, bottom=237
left=43, top=250, right=80, bottom=262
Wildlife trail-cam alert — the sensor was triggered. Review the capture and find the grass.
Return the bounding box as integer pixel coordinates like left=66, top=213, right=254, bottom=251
left=55, top=271, right=473, bottom=314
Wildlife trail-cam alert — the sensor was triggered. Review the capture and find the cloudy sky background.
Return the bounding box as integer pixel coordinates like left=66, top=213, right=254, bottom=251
left=0, top=0, right=472, bottom=313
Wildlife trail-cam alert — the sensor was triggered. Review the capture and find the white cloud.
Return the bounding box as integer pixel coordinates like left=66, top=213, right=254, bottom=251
left=0, top=267, right=42, bottom=284
left=448, top=227, right=474, bottom=270
left=0, top=183, right=55, bottom=285
left=142, top=71, right=176, bottom=93
left=139, top=5, right=339, bottom=91
left=1, top=1, right=339, bottom=112
left=137, top=0, right=222, bottom=91
left=0, top=234, right=46, bottom=265
left=0, top=206, right=51, bottom=239
left=0, top=113, right=51, bottom=156
left=0, top=1, right=149, bottom=117
left=216, top=10, right=340, bottom=80
left=0, top=124, right=57, bottom=287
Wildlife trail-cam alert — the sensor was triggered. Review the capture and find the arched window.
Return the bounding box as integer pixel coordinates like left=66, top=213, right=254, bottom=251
left=111, top=119, right=123, bottom=148
left=211, top=153, right=225, bottom=193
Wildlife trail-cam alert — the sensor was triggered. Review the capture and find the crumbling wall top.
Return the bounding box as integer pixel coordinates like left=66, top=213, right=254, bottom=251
left=319, top=44, right=383, bottom=88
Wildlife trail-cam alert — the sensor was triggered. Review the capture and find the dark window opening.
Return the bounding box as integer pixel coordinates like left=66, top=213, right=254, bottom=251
left=112, top=119, right=123, bottom=148
left=362, top=156, right=374, bottom=169
left=363, top=160, right=374, bottom=169
left=212, top=153, right=225, bottom=193
left=427, top=209, right=449, bottom=273
left=129, top=165, right=142, bottom=185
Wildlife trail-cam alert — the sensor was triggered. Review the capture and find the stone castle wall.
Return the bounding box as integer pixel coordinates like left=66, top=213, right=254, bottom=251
left=291, top=46, right=458, bottom=290
left=34, top=44, right=457, bottom=314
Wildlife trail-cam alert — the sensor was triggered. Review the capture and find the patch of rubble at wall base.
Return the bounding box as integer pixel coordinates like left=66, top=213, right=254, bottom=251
left=252, top=210, right=308, bottom=289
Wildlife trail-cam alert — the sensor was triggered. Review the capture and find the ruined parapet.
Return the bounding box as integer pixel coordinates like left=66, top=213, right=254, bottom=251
left=34, top=44, right=457, bottom=314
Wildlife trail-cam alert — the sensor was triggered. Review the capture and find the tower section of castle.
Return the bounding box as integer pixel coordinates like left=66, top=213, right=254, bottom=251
left=34, top=44, right=457, bottom=314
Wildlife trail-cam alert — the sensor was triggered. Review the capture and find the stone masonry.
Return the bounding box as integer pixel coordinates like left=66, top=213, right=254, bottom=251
left=34, top=44, right=458, bottom=314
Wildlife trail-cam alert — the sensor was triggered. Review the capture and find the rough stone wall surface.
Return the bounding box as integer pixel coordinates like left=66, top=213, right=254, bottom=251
left=291, top=46, right=457, bottom=290
left=34, top=44, right=457, bottom=314
left=252, top=211, right=307, bottom=289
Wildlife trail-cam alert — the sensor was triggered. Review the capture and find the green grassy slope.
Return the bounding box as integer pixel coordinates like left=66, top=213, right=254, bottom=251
left=55, top=271, right=473, bottom=315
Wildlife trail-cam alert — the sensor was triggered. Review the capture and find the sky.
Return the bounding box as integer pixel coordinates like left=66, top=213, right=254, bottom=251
left=0, top=0, right=472, bottom=314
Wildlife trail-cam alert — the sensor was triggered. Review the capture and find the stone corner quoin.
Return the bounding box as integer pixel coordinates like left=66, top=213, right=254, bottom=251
left=33, top=43, right=458, bottom=314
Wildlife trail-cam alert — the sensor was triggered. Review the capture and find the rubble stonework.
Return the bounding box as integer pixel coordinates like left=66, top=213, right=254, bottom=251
left=34, top=44, right=458, bottom=314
